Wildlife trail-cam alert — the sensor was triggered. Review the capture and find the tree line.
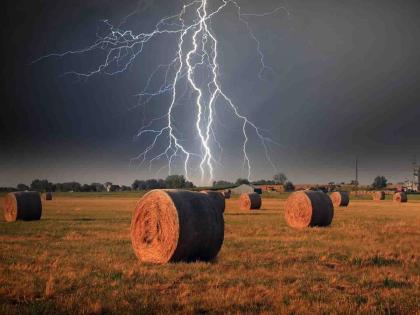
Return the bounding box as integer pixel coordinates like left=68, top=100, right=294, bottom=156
left=131, top=175, right=194, bottom=190
left=212, top=173, right=295, bottom=191
left=1, top=174, right=290, bottom=193
left=0, top=175, right=195, bottom=193
left=0, top=173, right=391, bottom=193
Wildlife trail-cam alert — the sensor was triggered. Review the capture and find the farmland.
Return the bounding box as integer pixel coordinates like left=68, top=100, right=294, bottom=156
left=1, top=193, right=420, bottom=314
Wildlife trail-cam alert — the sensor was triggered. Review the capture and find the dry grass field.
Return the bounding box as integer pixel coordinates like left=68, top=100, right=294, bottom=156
left=1, top=193, right=420, bottom=314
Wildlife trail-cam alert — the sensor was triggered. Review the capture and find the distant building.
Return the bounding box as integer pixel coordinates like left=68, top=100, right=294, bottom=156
left=403, top=166, right=420, bottom=192
left=405, top=181, right=420, bottom=192
left=257, top=185, right=284, bottom=193
left=231, top=184, right=262, bottom=195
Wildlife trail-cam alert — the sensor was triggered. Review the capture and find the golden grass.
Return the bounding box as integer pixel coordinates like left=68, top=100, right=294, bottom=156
left=0, top=194, right=419, bottom=314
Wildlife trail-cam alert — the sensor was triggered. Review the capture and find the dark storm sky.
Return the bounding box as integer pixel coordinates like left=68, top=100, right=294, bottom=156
left=1, top=0, right=419, bottom=186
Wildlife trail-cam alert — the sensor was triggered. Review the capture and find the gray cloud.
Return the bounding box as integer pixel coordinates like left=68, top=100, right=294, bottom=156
left=1, top=0, right=419, bottom=186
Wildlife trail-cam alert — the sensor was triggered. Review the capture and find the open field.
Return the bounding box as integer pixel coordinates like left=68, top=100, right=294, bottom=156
left=1, top=194, right=420, bottom=314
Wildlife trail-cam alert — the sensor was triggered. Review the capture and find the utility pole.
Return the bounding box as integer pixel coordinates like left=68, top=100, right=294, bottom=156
left=355, top=156, right=359, bottom=194
left=413, top=155, right=419, bottom=192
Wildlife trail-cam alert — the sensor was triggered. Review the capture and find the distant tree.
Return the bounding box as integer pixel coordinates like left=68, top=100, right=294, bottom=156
left=235, top=178, right=250, bottom=185
left=146, top=179, right=160, bottom=190
left=108, top=185, right=121, bottom=192
left=72, top=182, right=82, bottom=192
left=132, top=180, right=145, bottom=191
left=165, top=175, right=187, bottom=189
left=252, top=179, right=276, bottom=185
left=0, top=187, right=16, bottom=192
left=284, top=181, right=295, bottom=192
left=350, top=180, right=359, bottom=186
left=157, top=179, right=166, bottom=189
left=185, top=181, right=194, bottom=189
left=30, top=179, right=42, bottom=191
left=318, top=186, right=328, bottom=193
left=81, top=184, right=93, bottom=192
left=56, top=182, right=81, bottom=192
left=132, top=179, right=169, bottom=190
left=30, top=179, right=53, bottom=192
left=121, top=185, right=131, bottom=191
left=326, top=184, right=337, bottom=192
left=17, top=183, right=29, bottom=191
left=273, top=173, right=287, bottom=185
left=91, top=183, right=105, bottom=192
left=372, top=176, right=387, bottom=189
left=54, top=183, right=62, bottom=192
left=212, top=180, right=234, bottom=188
left=131, top=180, right=138, bottom=190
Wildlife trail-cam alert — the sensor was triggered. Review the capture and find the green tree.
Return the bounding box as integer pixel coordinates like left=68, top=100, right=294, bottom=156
left=132, top=180, right=146, bottom=191
left=55, top=182, right=81, bottom=192
left=165, top=175, right=187, bottom=189
left=81, top=184, right=93, bottom=192
left=30, top=179, right=53, bottom=192
left=252, top=179, right=275, bottom=185
left=212, top=180, right=234, bottom=188
left=146, top=179, right=160, bottom=189
left=284, top=181, right=295, bottom=192
left=273, top=173, right=287, bottom=185
left=91, top=183, right=105, bottom=192
left=17, top=183, right=29, bottom=191
left=372, top=176, right=387, bottom=189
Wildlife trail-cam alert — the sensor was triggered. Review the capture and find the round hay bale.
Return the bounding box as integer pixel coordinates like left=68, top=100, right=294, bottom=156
left=200, top=191, right=225, bottom=213
left=330, top=191, right=350, bottom=207
left=393, top=192, right=407, bottom=203
left=4, top=191, right=42, bottom=222
left=373, top=191, right=385, bottom=200
left=44, top=192, right=53, bottom=201
left=131, top=190, right=224, bottom=264
left=239, top=193, right=261, bottom=210
left=284, top=191, right=334, bottom=228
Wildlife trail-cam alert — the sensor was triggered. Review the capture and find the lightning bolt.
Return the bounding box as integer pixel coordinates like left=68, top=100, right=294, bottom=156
left=35, top=0, right=289, bottom=185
